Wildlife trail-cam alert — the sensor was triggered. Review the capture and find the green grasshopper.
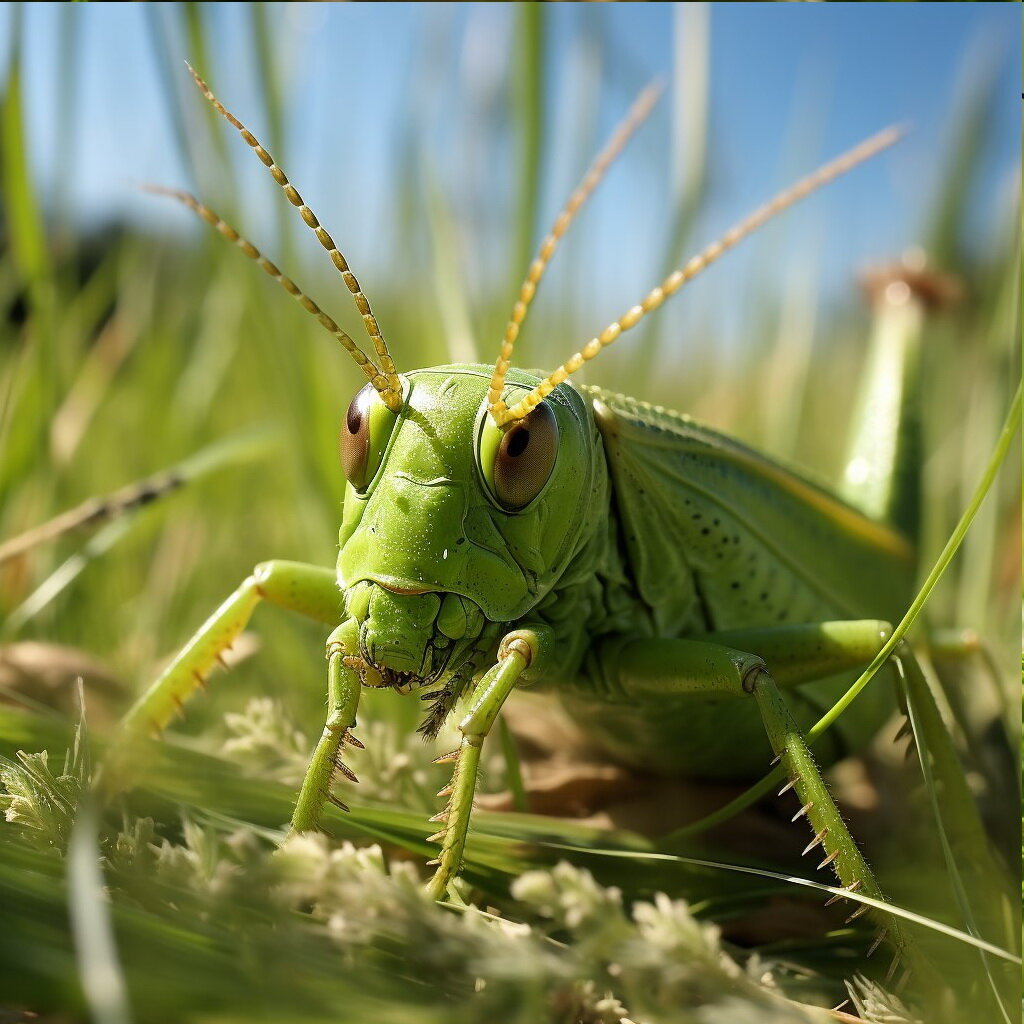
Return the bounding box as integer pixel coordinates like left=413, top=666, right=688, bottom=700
left=119, top=68, right=925, bottom=949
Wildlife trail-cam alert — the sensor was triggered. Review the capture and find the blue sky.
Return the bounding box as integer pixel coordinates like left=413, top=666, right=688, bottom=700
left=2, top=3, right=1019, bottom=354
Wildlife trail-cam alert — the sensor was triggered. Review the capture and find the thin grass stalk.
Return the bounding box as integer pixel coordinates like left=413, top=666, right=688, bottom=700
left=68, top=803, right=134, bottom=1024
left=425, top=173, right=478, bottom=364
left=53, top=3, right=79, bottom=251
left=512, top=4, right=545, bottom=288
left=180, top=2, right=234, bottom=200
left=142, top=5, right=200, bottom=193
left=519, top=839, right=1019, bottom=965
left=248, top=0, right=293, bottom=270
left=0, top=8, right=57, bottom=505
left=637, top=1, right=709, bottom=391
left=898, top=654, right=1016, bottom=1022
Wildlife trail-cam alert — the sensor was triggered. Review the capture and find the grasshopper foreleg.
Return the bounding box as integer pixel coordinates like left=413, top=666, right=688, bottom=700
left=109, top=560, right=341, bottom=787
left=425, top=626, right=551, bottom=901
left=291, top=620, right=362, bottom=833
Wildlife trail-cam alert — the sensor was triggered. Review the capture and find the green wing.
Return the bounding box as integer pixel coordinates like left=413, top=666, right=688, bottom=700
left=584, top=386, right=915, bottom=634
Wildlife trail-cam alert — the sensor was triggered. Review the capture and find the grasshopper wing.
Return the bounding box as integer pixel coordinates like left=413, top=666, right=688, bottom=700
left=585, top=387, right=915, bottom=636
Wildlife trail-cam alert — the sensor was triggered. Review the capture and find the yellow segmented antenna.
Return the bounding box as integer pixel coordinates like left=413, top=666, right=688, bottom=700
left=492, top=124, right=905, bottom=426
left=186, top=63, right=402, bottom=408
left=487, top=81, right=663, bottom=416
left=145, top=186, right=399, bottom=403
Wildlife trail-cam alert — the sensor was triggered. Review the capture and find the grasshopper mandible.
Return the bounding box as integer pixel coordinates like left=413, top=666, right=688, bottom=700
left=118, top=67, right=921, bottom=950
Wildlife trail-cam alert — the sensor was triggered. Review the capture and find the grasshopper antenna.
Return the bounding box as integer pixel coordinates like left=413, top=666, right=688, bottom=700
left=145, top=185, right=399, bottom=405
left=493, top=124, right=905, bottom=426
left=185, top=62, right=402, bottom=409
left=488, top=81, right=663, bottom=420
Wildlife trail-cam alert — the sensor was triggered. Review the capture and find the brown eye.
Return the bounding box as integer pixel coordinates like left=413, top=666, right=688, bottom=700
left=340, top=384, right=396, bottom=492
left=492, top=402, right=559, bottom=511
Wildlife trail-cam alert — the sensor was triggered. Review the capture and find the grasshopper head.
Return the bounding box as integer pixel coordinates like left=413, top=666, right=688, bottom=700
left=335, top=365, right=604, bottom=695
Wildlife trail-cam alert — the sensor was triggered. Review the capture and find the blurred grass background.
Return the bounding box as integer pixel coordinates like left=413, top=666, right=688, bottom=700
left=0, top=4, right=1018, bottom=1023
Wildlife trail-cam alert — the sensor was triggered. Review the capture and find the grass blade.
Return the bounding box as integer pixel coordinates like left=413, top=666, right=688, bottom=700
left=511, top=4, right=545, bottom=282
left=1, top=429, right=277, bottom=632
left=526, top=840, right=1020, bottom=965
left=68, top=802, right=134, bottom=1024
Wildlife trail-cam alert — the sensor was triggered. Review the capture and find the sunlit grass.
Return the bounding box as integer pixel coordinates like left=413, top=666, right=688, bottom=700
left=0, top=5, right=1018, bottom=1023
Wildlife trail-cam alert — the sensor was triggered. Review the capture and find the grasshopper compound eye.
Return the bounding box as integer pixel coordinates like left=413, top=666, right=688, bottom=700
left=479, top=401, right=559, bottom=512
left=340, top=383, right=398, bottom=493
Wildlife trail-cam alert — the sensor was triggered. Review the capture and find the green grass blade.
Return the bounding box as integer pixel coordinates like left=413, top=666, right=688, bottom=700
left=1, top=429, right=278, bottom=633
left=248, top=1, right=293, bottom=269
left=0, top=8, right=57, bottom=502
left=667, top=2, right=709, bottom=262
left=526, top=840, right=1020, bottom=965
left=899, top=655, right=1015, bottom=1022
left=511, top=4, right=545, bottom=283
left=497, top=713, right=527, bottom=814
left=179, top=3, right=232, bottom=189
left=68, top=802, right=134, bottom=1024
left=53, top=3, right=79, bottom=246
left=923, top=54, right=1001, bottom=267
left=425, top=174, right=478, bottom=364
left=1, top=15, right=50, bottom=287
left=142, top=6, right=199, bottom=192
left=805, top=381, right=1021, bottom=742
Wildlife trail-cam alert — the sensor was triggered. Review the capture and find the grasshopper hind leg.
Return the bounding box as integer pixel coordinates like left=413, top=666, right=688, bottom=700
left=592, top=627, right=910, bottom=954
left=748, top=671, right=897, bottom=937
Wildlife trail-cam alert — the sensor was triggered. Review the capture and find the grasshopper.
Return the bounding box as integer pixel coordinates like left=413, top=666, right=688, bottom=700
left=118, top=67, right=934, bottom=953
